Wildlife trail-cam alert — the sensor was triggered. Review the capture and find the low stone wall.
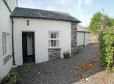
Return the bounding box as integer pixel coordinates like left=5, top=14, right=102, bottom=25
left=48, top=48, right=61, bottom=60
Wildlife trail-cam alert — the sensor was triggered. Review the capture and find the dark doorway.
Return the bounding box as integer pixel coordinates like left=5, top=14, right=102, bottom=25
left=22, top=32, right=35, bottom=63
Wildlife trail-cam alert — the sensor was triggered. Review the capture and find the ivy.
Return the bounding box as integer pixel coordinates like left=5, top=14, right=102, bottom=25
left=100, top=27, right=114, bottom=70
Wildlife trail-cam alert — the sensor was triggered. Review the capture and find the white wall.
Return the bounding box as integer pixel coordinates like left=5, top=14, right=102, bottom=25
left=0, top=0, right=13, bottom=81
left=85, top=33, right=90, bottom=45
left=13, top=18, right=71, bottom=65
left=77, top=32, right=90, bottom=46
left=77, top=25, right=90, bottom=46
left=77, top=25, right=88, bottom=32
left=77, top=32, right=84, bottom=46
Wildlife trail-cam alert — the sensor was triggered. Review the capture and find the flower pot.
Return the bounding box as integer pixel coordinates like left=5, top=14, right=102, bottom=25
left=63, top=53, right=70, bottom=59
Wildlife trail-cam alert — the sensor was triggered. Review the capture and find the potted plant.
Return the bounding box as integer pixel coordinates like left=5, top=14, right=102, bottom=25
left=63, top=51, right=70, bottom=59
left=76, top=45, right=83, bottom=54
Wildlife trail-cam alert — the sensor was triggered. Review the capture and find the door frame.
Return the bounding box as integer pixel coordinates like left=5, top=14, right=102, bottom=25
left=22, top=31, right=36, bottom=64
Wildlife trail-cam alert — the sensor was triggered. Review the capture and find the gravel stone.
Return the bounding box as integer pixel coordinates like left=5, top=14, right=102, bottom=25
left=16, top=45, right=101, bottom=84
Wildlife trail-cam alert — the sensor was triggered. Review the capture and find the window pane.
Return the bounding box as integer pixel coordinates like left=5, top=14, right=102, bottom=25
left=53, top=40, right=56, bottom=46
left=54, top=33, right=56, bottom=38
left=49, top=32, right=59, bottom=47
left=51, top=40, right=53, bottom=46
left=2, top=33, right=7, bottom=56
left=2, top=33, right=5, bottom=55
left=50, top=33, right=56, bottom=38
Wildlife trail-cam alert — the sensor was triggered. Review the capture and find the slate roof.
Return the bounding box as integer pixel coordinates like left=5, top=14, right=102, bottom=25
left=11, top=7, right=81, bottom=23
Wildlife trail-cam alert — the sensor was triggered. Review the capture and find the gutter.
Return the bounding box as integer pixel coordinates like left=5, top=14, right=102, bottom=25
left=11, top=17, right=15, bottom=65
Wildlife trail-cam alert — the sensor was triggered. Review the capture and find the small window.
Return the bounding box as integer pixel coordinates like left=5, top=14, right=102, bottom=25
left=2, top=32, right=8, bottom=56
left=49, top=32, right=59, bottom=48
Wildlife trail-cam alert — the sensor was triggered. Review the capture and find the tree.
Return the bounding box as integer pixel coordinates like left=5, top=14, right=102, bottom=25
left=109, top=18, right=114, bottom=27
left=89, top=12, right=103, bottom=33
left=90, top=11, right=114, bottom=71
left=89, top=12, right=114, bottom=33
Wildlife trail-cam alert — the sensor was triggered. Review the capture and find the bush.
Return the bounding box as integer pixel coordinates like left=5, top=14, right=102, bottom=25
left=1, top=72, right=16, bottom=84
left=63, top=51, right=70, bottom=59
left=76, top=45, right=83, bottom=54
left=100, top=27, right=114, bottom=70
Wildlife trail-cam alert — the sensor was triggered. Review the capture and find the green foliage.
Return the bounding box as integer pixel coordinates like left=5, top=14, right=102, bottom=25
left=90, top=11, right=114, bottom=71
left=1, top=72, right=16, bottom=84
left=89, top=12, right=102, bottom=33
left=100, top=27, right=114, bottom=70
left=89, top=11, right=114, bottom=33
left=109, top=18, right=114, bottom=27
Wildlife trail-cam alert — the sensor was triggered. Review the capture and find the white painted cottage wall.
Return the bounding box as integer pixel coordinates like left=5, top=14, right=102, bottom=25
left=77, top=32, right=90, bottom=46
left=13, top=18, right=71, bottom=65
left=85, top=33, right=90, bottom=46
left=0, top=0, right=13, bottom=81
left=77, top=25, right=90, bottom=46
left=77, top=32, right=84, bottom=46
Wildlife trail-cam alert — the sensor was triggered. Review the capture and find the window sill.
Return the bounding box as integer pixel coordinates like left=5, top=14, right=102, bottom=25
left=3, top=55, right=12, bottom=65
left=48, top=48, right=61, bottom=50
left=3, top=53, right=10, bottom=58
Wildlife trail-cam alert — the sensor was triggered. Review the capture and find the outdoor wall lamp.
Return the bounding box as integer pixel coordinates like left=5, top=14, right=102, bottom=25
left=27, top=20, right=29, bottom=26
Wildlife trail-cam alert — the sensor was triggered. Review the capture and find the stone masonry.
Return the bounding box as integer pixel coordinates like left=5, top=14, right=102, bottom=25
left=48, top=48, right=61, bottom=60
left=71, top=22, right=77, bottom=56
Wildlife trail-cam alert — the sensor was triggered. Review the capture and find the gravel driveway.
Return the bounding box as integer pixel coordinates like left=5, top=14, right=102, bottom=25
left=16, top=44, right=102, bottom=84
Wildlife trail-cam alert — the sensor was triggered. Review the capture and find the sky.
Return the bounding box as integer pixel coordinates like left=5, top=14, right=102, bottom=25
left=18, top=0, right=114, bottom=27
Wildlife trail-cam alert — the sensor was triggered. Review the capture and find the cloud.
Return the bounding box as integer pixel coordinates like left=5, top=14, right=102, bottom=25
left=75, top=0, right=93, bottom=26
left=60, top=0, right=69, bottom=4
left=84, top=0, right=93, bottom=5
left=57, top=0, right=72, bottom=5
left=76, top=0, right=85, bottom=20
left=18, top=0, right=35, bottom=8
left=45, top=6, right=55, bottom=11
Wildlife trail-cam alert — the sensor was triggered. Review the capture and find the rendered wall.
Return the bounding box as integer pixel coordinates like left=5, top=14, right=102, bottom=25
left=0, top=0, right=13, bottom=81
left=13, top=18, right=71, bottom=65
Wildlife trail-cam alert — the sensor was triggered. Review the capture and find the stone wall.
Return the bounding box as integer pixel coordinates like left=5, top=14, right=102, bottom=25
left=71, top=22, right=77, bottom=56
left=48, top=48, right=61, bottom=60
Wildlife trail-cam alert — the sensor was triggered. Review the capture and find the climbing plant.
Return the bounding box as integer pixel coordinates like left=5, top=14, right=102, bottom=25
left=100, top=27, right=114, bottom=70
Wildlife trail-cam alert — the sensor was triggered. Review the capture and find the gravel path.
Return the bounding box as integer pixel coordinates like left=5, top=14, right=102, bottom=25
left=16, top=44, right=102, bottom=84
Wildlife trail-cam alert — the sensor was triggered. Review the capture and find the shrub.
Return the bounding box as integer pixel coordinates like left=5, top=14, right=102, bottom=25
left=100, top=27, right=114, bottom=70
left=76, top=45, right=83, bottom=54
left=1, top=72, right=16, bottom=84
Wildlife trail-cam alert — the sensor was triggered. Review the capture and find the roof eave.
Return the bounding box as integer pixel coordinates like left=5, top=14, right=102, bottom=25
left=10, top=16, right=81, bottom=23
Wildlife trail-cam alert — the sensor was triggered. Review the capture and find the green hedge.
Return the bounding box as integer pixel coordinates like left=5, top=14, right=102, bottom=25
left=100, top=27, right=114, bottom=70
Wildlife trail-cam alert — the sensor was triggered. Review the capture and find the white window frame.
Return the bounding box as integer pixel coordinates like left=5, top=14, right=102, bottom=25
left=2, top=32, right=8, bottom=56
left=48, top=31, right=60, bottom=48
